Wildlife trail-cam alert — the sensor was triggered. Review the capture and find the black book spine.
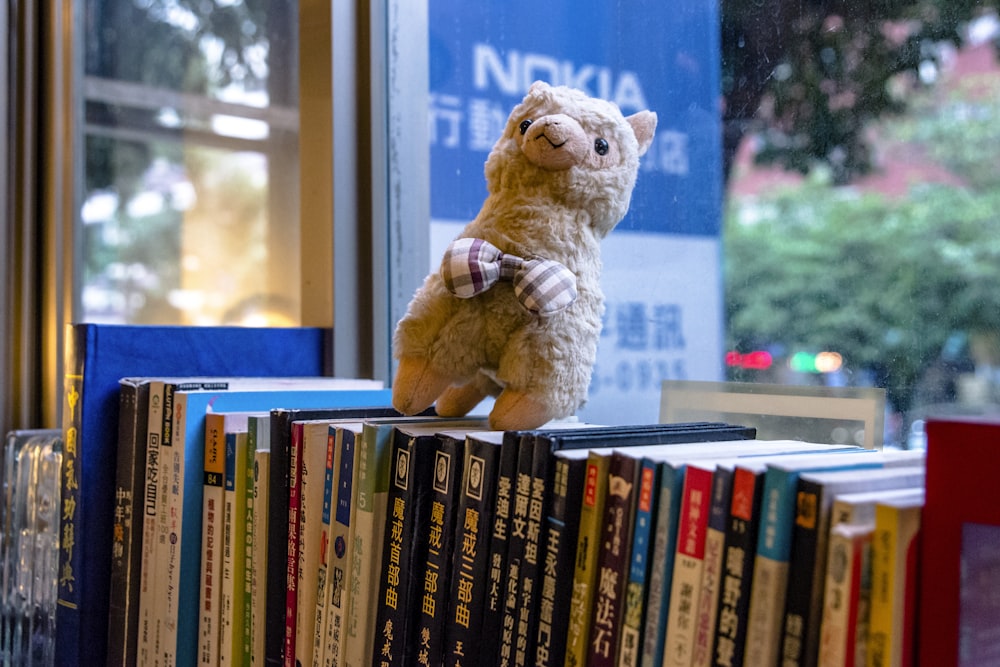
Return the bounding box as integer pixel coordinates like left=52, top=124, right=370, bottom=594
left=443, top=435, right=503, bottom=667
left=586, top=451, right=641, bottom=667
left=711, top=467, right=765, bottom=667
left=513, top=435, right=556, bottom=667
left=264, top=410, right=295, bottom=667
left=496, top=435, right=536, bottom=667
left=414, top=434, right=465, bottom=667
left=477, top=431, right=522, bottom=665
left=534, top=454, right=586, bottom=667
left=780, top=477, right=824, bottom=667
left=372, top=431, right=439, bottom=667
left=107, top=380, right=150, bottom=667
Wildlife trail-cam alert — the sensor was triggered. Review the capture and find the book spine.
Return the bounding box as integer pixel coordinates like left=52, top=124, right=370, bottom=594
left=710, top=466, right=763, bottom=667
left=640, top=463, right=685, bottom=667
left=692, top=467, right=733, bottom=667
left=225, top=432, right=251, bottom=666
left=56, top=324, right=86, bottom=667
left=617, top=458, right=658, bottom=667
left=154, top=382, right=179, bottom=667
left=415, top=435, right=463, bottom=667
left=781, top=479, right=825, bottom=667
left=663, top=464, right=714, bottom=667
left=443, top=435, right=502, bottom=667
left=744, top=468, right=800, bottom=667
left=586, top=451, right=640, bottom=667
left=221, top=431, right=239, bottom=667
left=198, top=414, right=226, bottom=667
left=251, top=446, right=271, bottom=667
left=496, top=438, right=534, bottom=667
left=564, top=452, right=610, bottom=667
left=343, top=423, right=391, bottom=667
left=266, top=412, right=294, bottom=667
left=313, top=430, right=337, bottom=667
left=533, top=455, right=584, bottom=667
left=284, top=422, right=304, bottom=667
left=137, top=381, right=165, bottom=667
left=242, top=430, right=256, bottom=665
left=867, top=502, right=921, bottom=667
left=515, top=436, right=555, bottom=667
left=164, top=385, right=188, bottom=666
left=371, top=432, right=422, bottom=667
left=817, top=523, right=873, bottom=667
left=297, top=422, right=335, bottom=667
left=167, top=386, right=210, bottom=667
left=324, top=426, right=358, bottom=667
left=107, top=380, right=150, bottom=667
left=479, top=432, right=521, bottom=664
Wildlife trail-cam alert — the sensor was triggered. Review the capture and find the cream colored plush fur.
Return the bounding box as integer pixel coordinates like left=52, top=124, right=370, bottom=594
left=392, top=81, right=656, bottom=430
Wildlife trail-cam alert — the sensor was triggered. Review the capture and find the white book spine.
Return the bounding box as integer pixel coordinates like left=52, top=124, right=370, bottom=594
left=160, top=389, right=189, bottom=667
left=818, top=523, right=873, bottom=667
left=664, top=551, right=705, bottom=667
left=743, top=555, right=789, bottom=667
left=691, top=525, right=726, bottom=667
left=138, top=381, right=164, bottom=667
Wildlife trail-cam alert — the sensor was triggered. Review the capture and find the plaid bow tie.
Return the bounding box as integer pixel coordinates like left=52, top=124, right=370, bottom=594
left=441, top=238, right=578, bottom=315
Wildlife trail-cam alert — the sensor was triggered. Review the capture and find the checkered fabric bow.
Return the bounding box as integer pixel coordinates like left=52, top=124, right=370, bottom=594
left=441, top=237, right=578, bottom=315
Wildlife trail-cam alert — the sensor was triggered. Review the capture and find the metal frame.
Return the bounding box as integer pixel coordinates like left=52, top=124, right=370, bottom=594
left=300, top=0, right=429, bottom=383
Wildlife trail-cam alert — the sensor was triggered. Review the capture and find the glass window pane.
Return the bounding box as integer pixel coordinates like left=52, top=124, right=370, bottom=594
left=80, top=0, right=299, bottom=326
left=425, top=0, right=722, bottom=424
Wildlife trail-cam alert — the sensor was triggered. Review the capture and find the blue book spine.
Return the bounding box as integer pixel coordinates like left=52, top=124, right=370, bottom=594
left=618, top=457, right=660, bottom=666
left=640, top=463, right=686, bottom=667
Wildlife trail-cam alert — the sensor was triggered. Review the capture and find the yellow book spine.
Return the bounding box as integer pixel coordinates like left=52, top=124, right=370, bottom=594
left=867, top=503, right=895, bottom=667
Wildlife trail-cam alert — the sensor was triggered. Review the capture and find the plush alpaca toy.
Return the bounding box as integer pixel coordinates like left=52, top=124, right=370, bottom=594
left=392, top=81, right=656, bottom=430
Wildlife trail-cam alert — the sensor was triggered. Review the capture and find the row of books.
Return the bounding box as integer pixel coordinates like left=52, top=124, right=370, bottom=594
left=47, top=324, right=1000, bottom=667
left=352, top=420, right=931, bottom=667
left=114, top=386, right=935, bottom=667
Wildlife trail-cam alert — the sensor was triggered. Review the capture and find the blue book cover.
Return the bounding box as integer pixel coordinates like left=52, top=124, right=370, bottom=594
left=165, top=383, right=391, bottom=667
left=57, top=324, right=330, bottom=667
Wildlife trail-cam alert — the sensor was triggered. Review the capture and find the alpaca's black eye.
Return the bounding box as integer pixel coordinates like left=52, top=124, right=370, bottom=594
left=519, top=119, right=533, bottom=135
left=594, top=138, right=609, bottom=155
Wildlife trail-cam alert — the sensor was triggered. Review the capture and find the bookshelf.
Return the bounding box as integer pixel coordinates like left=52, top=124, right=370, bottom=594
left=0, top=327, right=986, bottom=667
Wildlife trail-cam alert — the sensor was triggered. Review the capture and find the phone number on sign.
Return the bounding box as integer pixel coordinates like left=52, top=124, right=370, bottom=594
left=589, top=358, right=688, bottom=395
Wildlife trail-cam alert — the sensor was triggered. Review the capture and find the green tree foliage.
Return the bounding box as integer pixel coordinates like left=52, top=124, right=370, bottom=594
left=725, top=81, right=1000, bottom=411
left=722, top=0, right=999, bottom=182
left=84, top=0, right=271, bottom=194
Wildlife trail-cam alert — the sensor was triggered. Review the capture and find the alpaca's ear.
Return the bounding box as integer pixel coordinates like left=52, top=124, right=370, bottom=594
left=627, top=110, right=657, bottom=156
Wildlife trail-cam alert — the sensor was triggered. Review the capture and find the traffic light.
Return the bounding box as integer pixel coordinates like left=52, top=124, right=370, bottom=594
left=725, top=350, right=773, bottom=370
left=788, top=351, right=843, bottom=374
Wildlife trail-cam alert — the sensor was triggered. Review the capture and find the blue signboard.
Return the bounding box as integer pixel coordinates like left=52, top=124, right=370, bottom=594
left=427, top=0, right=724, bottom=423
left=428, top=0, right=722, bottom=236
